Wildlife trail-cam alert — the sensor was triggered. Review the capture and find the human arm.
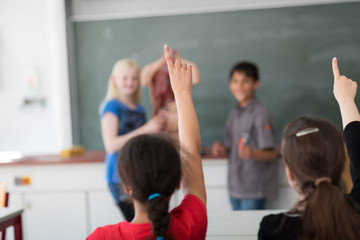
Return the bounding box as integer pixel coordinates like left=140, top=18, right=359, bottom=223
left=141, top=55, right=201, bottom=87
left=239, top=109, right=277, bottom=161
left=164, top=44, right=206, bottom=205
left=211, top=111, right=235, bottom=157
left=332, top=57, right=360, bottom=128
left=140, top=57, right=164, bottom=87
left=239, top=146, right=277, bottom=161
left=182, top=59, right=201, bottom=85
left=101, top=113, right=164, bottom=153
left=332, top=57, right=360, bottom=199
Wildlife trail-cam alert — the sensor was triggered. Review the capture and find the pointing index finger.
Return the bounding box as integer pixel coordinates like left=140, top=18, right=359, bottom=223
left=332, top=57, right=341, bottom=79
left=164, top=44, right=174, bottom=70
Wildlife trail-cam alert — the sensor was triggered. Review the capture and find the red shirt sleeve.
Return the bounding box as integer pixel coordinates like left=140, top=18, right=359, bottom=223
left=170, top=194, right=208, bottom=239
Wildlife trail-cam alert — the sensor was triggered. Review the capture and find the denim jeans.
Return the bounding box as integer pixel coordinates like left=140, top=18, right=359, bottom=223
left=230, top=197, right=265, bottom=210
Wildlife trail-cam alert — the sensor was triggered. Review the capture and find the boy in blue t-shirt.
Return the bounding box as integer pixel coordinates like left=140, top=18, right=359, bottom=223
left=212, top=61, right=278, bottom=210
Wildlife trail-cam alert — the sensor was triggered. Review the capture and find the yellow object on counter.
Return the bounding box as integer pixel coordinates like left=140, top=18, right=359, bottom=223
left=60, top=146, right=85, bottom=158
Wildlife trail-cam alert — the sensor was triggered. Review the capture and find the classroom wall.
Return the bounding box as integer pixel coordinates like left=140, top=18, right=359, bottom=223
left=0, top=0, right=71, bottom=155
left=0, top=0, right=356, bottom=155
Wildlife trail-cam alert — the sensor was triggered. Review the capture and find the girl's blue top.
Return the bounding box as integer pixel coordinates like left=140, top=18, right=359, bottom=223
left=99, top=99, right=146, bottom=184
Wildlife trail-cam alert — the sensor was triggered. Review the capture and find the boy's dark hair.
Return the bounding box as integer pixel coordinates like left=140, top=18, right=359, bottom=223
left=229, top=61, right=259, bottom=81
left=117, top=134, right=181, bottom=239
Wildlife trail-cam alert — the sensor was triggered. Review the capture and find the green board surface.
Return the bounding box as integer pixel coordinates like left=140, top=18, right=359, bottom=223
left=73, top=2, right=360, bottom=150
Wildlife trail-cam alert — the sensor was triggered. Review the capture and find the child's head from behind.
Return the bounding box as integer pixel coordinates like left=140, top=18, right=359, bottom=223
left=106, top=59, right=141, bottom=103
left=118, top=134, right=181, bottom=238
left=281, top=116, right=360, bottom=240
left=281, top=116, right=345, bottom=192
left=229, top=61, right=259, bottom=105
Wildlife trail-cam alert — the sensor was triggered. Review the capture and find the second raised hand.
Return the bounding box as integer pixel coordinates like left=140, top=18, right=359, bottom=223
left=332, top=57, right=360, bottom=129
left=332, top=57, right=357, bottom=105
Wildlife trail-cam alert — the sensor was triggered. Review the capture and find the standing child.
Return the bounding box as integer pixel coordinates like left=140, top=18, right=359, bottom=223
left=88, top=44, right=207, bottom=240
left=211, top=61, right=277, bottom=210
left=100, top=59, right=164, bottom=221
left=258, top=58, right=360, bottom=240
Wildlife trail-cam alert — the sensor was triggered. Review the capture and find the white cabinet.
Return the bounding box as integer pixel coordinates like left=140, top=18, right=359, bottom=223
left=88, top=190, right=124, bottom=233
left=24, top=192, right=87, bottom=240
left=0, top=159, right=296, bottom=240
left=203, top=160, right=232, bottom=211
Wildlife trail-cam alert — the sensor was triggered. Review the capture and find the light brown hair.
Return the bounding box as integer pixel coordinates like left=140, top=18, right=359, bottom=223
left=282, top=116, right=360, bottom=240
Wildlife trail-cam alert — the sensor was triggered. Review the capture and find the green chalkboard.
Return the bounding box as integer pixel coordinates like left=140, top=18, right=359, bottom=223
left=72, top=2, right=360, bottom=150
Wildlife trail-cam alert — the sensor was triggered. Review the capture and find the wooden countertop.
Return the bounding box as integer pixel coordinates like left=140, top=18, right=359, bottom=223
left=0, top=150, right=227, bottom=166
left=0, top=151, right=106, bottom=166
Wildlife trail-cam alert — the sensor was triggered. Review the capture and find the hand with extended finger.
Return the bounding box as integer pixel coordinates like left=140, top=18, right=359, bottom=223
left=163, top=44, right=193, bottom=97
left=332, top=57, right=357, bottom=105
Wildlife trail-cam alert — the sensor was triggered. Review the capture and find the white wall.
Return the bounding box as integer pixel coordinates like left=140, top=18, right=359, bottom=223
left=0, top=0, right=71, bottom=155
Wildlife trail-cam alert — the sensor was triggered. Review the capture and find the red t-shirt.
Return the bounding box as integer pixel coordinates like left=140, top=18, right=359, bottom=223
left=86, top=194, right=207, bottom=240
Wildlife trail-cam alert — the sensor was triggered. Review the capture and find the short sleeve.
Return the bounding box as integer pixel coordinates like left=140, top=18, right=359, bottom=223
left=86, top=228, right=100, bottom=240
left=100, top=100, right=119, bottom=119
left=254, top=109, right=276, bottom=150
left=170, top=195, right=208, bottom=239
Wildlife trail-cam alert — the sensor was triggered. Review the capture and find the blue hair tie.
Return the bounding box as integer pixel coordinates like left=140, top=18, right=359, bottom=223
left=156, top=237, right=164, bottom=240
left=148, top=193, right=161, bottom=200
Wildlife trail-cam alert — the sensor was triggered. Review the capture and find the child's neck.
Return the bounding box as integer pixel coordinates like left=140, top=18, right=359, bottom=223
left=238, top=98, right=254, bottom=108
left=117, top=95, right=136, bottom=109
left=131, top=200, right=151, bottom=224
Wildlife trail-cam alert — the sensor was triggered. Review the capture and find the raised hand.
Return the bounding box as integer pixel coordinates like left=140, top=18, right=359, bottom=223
left=164, top=44, right=193, bottom=97
left=333, top=57, right=357, bottom=105
left=332, top=57, right=360, bottom=128
left=163, top=44, right=205, bottom=204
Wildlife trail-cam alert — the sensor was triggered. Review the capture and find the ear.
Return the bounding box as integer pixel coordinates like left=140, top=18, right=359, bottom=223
left=176, top=183, right=181, bottom=190
left=123, top=185, right=133, bottom=195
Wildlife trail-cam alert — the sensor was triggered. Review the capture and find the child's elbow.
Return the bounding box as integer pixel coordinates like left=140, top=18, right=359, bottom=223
left=104, top=143, right=118, bottom=154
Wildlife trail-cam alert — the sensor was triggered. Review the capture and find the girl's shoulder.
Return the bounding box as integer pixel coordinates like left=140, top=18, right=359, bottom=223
left=99, top=99, right=123, bottom=118
left=259, top=212, right=301, bottom=240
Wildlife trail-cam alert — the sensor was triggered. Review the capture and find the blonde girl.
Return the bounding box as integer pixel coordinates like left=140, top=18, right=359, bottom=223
left=100, top=59, right=164, bottom=221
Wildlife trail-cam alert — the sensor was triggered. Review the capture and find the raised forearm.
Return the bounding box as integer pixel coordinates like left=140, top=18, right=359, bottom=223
left=338, top=101, right=360, bottom=129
